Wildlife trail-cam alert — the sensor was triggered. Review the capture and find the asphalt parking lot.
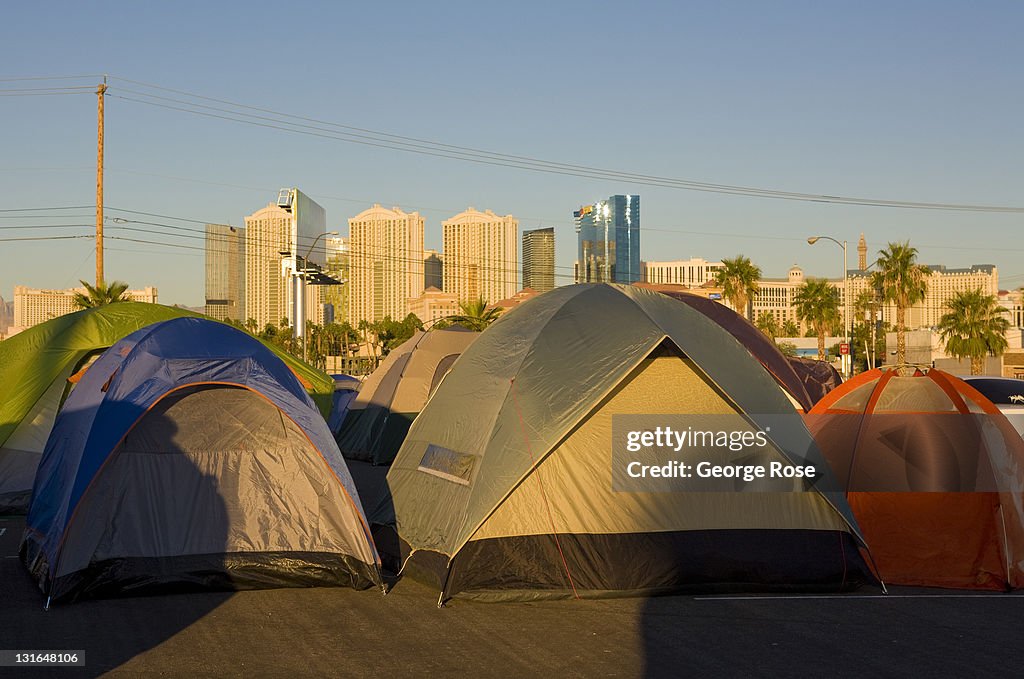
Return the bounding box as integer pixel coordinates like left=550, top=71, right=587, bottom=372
left=1, top=465, right=1021, bottom=678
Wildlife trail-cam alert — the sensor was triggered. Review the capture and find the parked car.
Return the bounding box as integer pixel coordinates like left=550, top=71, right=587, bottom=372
left=961, top=376, right=1024, bottom=439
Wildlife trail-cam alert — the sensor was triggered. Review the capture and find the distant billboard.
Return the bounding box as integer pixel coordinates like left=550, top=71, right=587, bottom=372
left=573, top=204, right=594, bottom=219
left=293, top=189, right=327, bottom=266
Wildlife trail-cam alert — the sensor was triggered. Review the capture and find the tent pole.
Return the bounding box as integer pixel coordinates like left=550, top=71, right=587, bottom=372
left=999, top=503, right=1011, bottom=586
left=437, top=561, right=455, bottom=609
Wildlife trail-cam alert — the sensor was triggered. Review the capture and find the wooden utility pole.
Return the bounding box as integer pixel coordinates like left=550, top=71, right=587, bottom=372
left=96, top=79, right=107, bottom=287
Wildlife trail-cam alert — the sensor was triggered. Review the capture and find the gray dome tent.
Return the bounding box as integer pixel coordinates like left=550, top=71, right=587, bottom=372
left=337, top=326, right=478, bottom=465
left=372, top=284, right=874, bottom=602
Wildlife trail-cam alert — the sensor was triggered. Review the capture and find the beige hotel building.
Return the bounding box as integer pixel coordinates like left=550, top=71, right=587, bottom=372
left=348, top=204, right=424, bottom=325
left=642, top=237, right=1001, bottom=336
left=244, top=190, right=329, bottom=330
left=846, top=263, right=999, bottom=330
left=407, top=286, right=460, bottom=327
left=748, top=263, right=998, bottom=333
left=442, top=208, right=518, bottom=305
left=642, top=258, right=724, bottom=288
left=244, top=203, right=294, bottom=329
left=12, top=285, right=158, bottom=330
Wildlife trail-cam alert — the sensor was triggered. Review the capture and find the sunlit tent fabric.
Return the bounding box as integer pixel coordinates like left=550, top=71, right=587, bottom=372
left=0, top=303, right=197, bottom=513
left=807, top=368, right=1024, bottom=590
left=21, top=318, right=380, bottom=603
left=0, top=304, right=334, bottom=514
left=633, top=284, right=817, bottom=411
left=337, top=326, right=478, bottom=465
left=372, top=284, right=874, bottom=602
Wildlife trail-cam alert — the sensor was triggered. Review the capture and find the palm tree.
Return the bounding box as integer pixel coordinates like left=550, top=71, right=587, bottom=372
left=71, top=279, right=130, bottom=309
left=775, top=340, right=799, bottom=357
left=357, top=320, right=377, bottom=367
left=854, top=288, right=883, bottom=371
left=872, top=241, right=929, bottom=368
left=781, top=319, right=799, bottom=337
left=793, top=278, right=841, bottom=361
left=755, top=312, right=779, bottom=340
left=937, top=288, right=1009, bottom=375
left=450, top=298, right=502, bottom=331
left=713, top=256, right=761, bottom=320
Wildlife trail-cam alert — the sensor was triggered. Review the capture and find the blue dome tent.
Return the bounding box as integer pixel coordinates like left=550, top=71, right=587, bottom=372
left=21, top=318, right=380, bottom=604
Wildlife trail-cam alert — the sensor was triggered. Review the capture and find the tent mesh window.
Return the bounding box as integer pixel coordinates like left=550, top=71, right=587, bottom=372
left=829, top=381, right=876, bottom=412
left=874, top=378, right=959, bottom=413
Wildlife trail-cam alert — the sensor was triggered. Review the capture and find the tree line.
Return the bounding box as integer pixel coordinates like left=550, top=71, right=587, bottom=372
left=712, top=242, right=1012, bottom=375
left=68, top=284, right=504, bottom=374
left=69, top=253, right=1013, bottom=377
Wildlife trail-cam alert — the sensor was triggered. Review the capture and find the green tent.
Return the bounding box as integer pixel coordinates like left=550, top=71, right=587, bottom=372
left=0, top=303, right=333, bottom=513
left=372, top=284, right=874, bottom=602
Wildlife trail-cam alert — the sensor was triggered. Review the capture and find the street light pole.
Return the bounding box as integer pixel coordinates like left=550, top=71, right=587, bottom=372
left=843, top=240, right=848, bottom=376
left=295, top=230, right=338, bottom=363
left=807, top=235, right=850, bottom=378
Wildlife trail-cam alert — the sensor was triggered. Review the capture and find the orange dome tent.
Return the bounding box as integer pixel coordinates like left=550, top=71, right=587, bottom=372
left=807, top=367, right=1024, bottom=590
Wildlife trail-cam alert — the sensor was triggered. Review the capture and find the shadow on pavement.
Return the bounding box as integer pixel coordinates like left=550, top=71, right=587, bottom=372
left=639, top=586, right=1023, bottom=677
left=1, top=514, right=233, bottom=679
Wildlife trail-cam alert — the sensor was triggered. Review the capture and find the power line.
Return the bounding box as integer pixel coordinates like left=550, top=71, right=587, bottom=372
left=93, top=213, right=566, bottom=284
left=3, top=203, right=1016, bottom=300
left=104, top=172, right=520, bottom=223
left=0, top=91, right=93, bottom=98
left=0, top=205, right=94, bottom=212
left=0, top=86, right=94, bottom=92
left=105, top=245, right=200, bottom=257
left=105, top=234, right=206, bottom=252
left=63, top=245, right=98, bottom=290
left=100, top=169, right=1023, bottom=244
left=0, top=214, right=93, bottom=219
left=0, top=85, right=94, bottom=98
left=92, top=207, right=1024, bottom=290
left=0, top=223, right=92, bottom=230
left=0, top=75, right=104, bottom=83
left=103, top=220, right=566, bottom=280
left=104, top=204, right=1024, bottom=254
left=103, top=76, right=1024, bottom=214
left=0, top=235, right=92, bottom=242
left=112, top=90, right=1024, bottom=212
left=6, top=203, right=1021, bottom=264
left=0, top=167, right=93, bottom=173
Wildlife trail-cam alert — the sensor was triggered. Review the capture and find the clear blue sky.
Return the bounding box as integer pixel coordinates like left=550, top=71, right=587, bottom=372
left=3, top=0, right=1022, bottom=306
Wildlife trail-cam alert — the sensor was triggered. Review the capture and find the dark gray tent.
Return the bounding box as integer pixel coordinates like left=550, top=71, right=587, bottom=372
left=787, top=356, right=843, bottom=407
left=337, top=327, right=478, bottom=465
left=372, top=284, right=874, bottom=602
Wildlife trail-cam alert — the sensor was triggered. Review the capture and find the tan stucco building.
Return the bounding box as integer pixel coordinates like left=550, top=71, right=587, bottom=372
left=642, top=258, right=724, bottom=288
left=847, top=263, right=998, bottom=329
left=407, top=286, right=460, bottom=326
left=442, top=208, right=518, bottom=305
left=348, top=204, right=424, bottom=325
left=244, top=203, right=293, bottom=329
left=244, top=190, right=328, bottom=331
left=12, top=285, right=158, bottom=330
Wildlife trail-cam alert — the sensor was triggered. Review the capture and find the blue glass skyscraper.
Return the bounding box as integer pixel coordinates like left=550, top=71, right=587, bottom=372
left=574, top=194, right=640, bottom=284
